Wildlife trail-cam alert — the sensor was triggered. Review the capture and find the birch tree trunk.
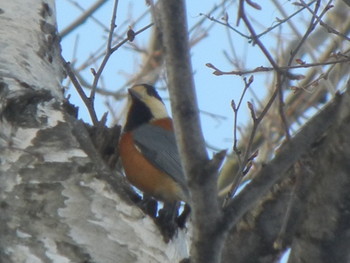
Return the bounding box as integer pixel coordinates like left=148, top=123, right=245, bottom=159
left=0, top=1, right=189, bottom=262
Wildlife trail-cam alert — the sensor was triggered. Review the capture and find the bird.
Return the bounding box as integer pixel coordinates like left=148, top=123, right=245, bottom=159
left=119, top=84, right=190, bottom=232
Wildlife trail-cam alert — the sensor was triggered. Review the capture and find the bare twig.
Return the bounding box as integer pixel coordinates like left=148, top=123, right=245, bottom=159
left=199, top=13, right=249, bottom=39
left=229, top=77, right=254, bottom=197
left=223, top=84, right=279, bottom=207
left=256, top=0, right=318, bottom=39
left=202, top=0, right=318, bottom=41
left=64, top=61, right=99, bottom=125
left=89, top=0, right=119, bottom=102
left=277, top=73, right=291, bottom=140
left=88, top=23, right=153, bottom=100
left=279, top=0, right=332, bottom=139
left=302, top=0, right=350, bottom=42
left=232, top=76, right=254, bottom=152
left=188, top=0, right=234, bottom=35
left=223, top=0, right=287, bottom=206
left=110, top=23, right=153, bottom=53
left=286, top=0, right=331, bottom=67
left=238, top=0, right=285, bottom=76
left=60, top=0, right=109, bottom=38
left=72, top=69, right=125, bottom=98
left=206, top=58, right=350, bottom=76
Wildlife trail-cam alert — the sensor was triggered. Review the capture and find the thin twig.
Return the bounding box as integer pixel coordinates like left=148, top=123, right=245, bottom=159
left=277, top=73, right=291, bottom=140
left=223, top=0, right=286, bottom=206
left=227, top=77, right=254, bottom=204
left=238, top=1, right=279, bottom=71
left=60, top=0, right=109, bottom=38
left=110, top=23, right=153, bottom=53
left=255, top=0, right=318, bottom=39
left=206, top=58, right=350, bottom=76
left=287, top=0, right=329, bottom=67
left=223, top=78, right=279, bottom=207
left=72, top=69, right=125, bottom=98
left=302, top=0, right=350, bottom=42
left=90, top=0, right=119, bottom=102
left=88, top=22, right=153, bottom=102
left=64, top=61, right=99, bottom=125
left=233, top=76, right=253, bottom=152
left=188, top=0, right=234, bottom=35
left=199, top=13, right=249, bottom=39
left=228, top=70, right=287, bottom=200
left=76, top=8, right=151, bottom=71
left=279, top=0, right=331, bottom=139
left=202, top=0, right=318, bottom=41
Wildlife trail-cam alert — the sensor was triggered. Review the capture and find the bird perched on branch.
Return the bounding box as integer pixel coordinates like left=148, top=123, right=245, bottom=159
left=119, top=84, right=190, bottom=238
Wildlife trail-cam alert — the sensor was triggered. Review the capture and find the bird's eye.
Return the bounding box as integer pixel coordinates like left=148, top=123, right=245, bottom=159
left=144, top=84, right=163, bottom=102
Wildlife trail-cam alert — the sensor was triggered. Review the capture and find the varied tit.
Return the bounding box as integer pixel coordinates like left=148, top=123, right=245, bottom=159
left=119, top=84, right=189, bottom=206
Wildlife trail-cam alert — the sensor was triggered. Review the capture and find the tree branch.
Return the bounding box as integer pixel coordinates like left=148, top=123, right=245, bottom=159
left=159, top=1, right=223, bottom=262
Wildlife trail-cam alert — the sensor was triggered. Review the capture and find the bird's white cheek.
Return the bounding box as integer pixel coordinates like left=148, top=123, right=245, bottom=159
left=148, top=99, right=169, bottom=120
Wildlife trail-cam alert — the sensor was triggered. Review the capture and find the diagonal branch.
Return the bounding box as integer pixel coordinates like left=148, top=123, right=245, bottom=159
left=221, top=91, right=343, bottom=231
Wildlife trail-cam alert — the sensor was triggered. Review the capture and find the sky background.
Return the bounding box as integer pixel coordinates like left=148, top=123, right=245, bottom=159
left=55, top=1, right=317, bottom=261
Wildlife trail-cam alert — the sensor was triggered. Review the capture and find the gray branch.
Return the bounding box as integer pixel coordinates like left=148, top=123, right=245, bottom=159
left=159, top=0, right=224, bottom=262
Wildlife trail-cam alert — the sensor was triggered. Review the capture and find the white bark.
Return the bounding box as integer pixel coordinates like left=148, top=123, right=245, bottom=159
left=0, top=1, right=190, bottom=262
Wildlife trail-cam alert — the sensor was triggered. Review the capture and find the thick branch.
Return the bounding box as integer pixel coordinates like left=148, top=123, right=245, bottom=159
left=288, top=82, right=350, bottom=262
left=159, top=1, right=223, bottom=262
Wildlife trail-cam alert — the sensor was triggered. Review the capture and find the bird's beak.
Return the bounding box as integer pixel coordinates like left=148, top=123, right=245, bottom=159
left=128, top=88, right=142, bottom=100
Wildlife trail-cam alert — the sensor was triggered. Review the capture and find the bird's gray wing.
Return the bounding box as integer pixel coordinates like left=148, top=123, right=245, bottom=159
left=132, top=124, right=187, bottom=188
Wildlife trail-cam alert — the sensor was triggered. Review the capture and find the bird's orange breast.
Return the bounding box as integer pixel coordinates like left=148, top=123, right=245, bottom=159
left=119, top=118, right=184, bottom=202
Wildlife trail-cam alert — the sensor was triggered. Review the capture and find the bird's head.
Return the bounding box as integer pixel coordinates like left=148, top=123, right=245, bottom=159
left=124, top=84, right=169, bottom=131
